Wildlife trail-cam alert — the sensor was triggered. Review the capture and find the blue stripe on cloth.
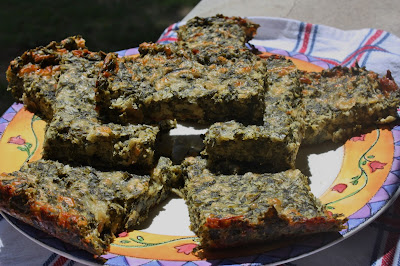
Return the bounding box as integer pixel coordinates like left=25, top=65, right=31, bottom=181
left=292, top=22, right=305, bottom=53
left=361, top=32, right=391, bottom=67
left=66, top=260, right=75, bottom=266
left=342, top=28, right=374, bottom=67
left=43, top=253, right=58, bottom=266
left=359, top=28, right=374, bottom=49
left=307, top=24, right=319, bottom=56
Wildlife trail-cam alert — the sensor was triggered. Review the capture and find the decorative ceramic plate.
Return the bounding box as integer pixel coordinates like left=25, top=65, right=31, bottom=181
left=1, top=50, right=400, bottom=266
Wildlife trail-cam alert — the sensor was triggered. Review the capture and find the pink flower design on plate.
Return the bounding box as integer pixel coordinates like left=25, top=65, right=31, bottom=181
left=350, top=134, right=366, bottom=142
left=118, top=231, right=128, bottom=237
left=174, top=243, right=198, bottom=255
left=8, top=135, right=26, bottom=145
left=331, top=183, right=348, bottom=193
left=7, top=135, right=33, bottom=159
left=368, top=161, right=387, bottom=173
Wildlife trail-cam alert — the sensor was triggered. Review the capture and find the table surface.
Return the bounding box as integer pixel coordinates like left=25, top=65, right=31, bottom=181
left=183, top=0, right=400, bottom=37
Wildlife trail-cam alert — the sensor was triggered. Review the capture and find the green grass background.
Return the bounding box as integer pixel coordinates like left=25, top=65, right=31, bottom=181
left=0, top=0, right=199, bottom=114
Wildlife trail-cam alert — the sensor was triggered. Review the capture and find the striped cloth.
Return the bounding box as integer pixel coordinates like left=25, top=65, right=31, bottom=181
left=1, top=16, right=400, bottom=266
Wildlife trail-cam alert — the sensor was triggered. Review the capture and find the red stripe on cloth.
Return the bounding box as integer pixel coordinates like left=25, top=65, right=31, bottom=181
left=353, top=30, right=384, bottom=66
left=365, top=29, right=384, bottom=46
left=315, top=57, right=340, bottom=66
left=381, top=232, right=400, bottom=266
left=299, top=23, right=313, bottom=54
left=157, top=37, right=178, bottom=43
left=167, top=24, right=174, bottom=32
left=52, top=256, right=68, bottom=266
left=341, top=45, right=384, bottom=66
